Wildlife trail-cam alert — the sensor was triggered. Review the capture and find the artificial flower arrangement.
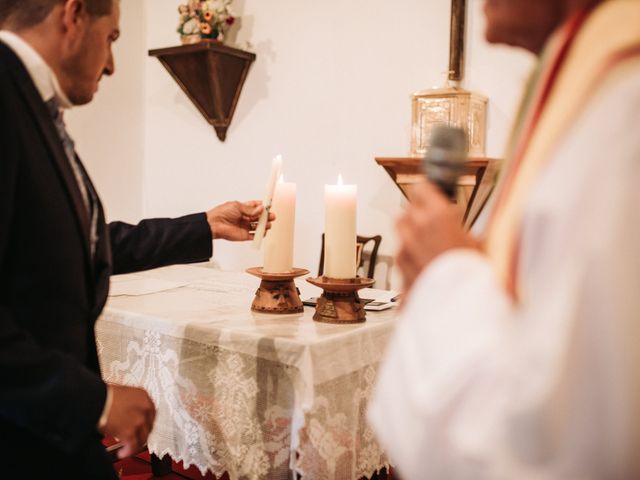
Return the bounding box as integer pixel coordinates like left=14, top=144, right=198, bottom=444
left=177, top=0, right=236, bottom=44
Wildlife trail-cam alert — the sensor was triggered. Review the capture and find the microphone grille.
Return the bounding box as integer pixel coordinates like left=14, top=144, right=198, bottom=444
left=423, top=124, right=468, bottom=199
left=429, top=124, right=467, bottom=162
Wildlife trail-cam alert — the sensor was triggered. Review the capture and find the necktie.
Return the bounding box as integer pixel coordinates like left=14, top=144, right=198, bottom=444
left=45, top=97, right=99, bottom=258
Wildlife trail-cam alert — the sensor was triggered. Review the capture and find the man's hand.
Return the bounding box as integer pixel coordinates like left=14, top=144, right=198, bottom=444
left=206, top=200, right=275, bottom=241
left=98, top=385, right=156, bottom=459
left=396, top=181, right=480, bottom=293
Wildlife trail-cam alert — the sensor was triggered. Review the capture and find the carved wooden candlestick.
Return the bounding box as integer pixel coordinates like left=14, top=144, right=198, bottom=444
left=306, top=276, right=376, bottom=324
left=246, top=267, right=309, bottom=314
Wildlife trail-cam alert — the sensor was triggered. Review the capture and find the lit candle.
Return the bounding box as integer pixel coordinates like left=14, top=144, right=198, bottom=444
left=253, top=154, right=283, bottom=249
left=324, top=174, right=357, bottom=278
left=263, top=175, right=297, bottom=273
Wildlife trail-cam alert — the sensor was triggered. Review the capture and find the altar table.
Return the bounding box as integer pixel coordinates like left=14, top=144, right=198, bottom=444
left=96, top=264, right=397, bottom=480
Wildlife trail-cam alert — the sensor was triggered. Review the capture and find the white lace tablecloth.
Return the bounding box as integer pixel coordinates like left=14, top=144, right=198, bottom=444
left=96, top=264, right=397, bottom=480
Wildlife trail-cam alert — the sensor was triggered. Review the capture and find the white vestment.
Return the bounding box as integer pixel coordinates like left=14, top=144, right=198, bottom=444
left=368, top=60, right=640, bottom=479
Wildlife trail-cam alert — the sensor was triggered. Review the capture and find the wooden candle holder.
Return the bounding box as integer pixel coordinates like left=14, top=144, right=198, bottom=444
left=306, top=276, right=376, bottom=324
left=246, top=267, right=309, bottom=314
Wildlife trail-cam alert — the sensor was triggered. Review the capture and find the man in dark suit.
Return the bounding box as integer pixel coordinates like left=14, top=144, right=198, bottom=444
left=0, top=0, right=271, bottom=477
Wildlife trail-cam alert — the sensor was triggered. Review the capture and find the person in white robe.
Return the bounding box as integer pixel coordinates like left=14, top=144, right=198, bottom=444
left=368, top=0, right=640, bottom=478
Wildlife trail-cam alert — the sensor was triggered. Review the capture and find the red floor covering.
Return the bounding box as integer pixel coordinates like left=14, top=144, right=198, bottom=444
left=106, top=438, right=392, bottom=479
left=114, top=452, right=221, bottom=480
left=104, top=438, right=220, bottom=480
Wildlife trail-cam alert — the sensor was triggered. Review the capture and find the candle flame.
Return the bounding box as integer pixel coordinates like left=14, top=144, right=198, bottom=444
left=278, top=174, right=284, bottom=183
left=337, top=174, right=343, bottom=186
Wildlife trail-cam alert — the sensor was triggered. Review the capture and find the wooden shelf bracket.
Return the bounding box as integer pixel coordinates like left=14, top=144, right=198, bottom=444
left=149, top=41, right=256, bottom=141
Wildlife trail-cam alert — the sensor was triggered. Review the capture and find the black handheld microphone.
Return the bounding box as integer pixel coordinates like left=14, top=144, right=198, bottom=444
left=423, top=124, right=467, bottom=200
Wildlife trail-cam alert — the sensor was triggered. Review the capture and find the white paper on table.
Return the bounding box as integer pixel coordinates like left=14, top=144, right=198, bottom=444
left=359, top=288, right=400, bottom=303
left=361, top=288, right=400, bottom=311
left=109, top=275, right=189, bottom=297
left=300, top=286, right=400, bottom=311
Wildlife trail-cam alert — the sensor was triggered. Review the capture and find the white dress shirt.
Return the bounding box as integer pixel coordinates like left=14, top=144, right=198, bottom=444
left=0, top=30, right=71, bottom=108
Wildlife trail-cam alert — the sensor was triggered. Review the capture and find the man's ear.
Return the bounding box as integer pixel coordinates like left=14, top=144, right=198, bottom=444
left=60, top=0, right=88, bottom=35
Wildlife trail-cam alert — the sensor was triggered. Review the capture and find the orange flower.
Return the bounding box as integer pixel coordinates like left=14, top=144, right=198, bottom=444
left=203, top=11, right=214, bottom=21
left=200, top=22, right=212, bottom=35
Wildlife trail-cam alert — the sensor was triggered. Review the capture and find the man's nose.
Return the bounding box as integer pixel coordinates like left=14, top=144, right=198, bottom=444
left=104, top=50, right=115, bottom=76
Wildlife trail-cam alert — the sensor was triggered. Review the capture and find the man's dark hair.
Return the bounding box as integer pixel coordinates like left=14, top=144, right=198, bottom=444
left=0, top=0, right=113, bottom=30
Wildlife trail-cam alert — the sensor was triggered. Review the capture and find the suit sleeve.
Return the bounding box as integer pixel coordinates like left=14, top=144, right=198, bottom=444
left=0, top=81, right=106, bottom=454
left=109, top=213, right=213, bottom=275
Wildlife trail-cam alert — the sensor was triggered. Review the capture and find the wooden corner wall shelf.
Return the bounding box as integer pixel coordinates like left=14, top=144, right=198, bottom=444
left=149, top=41, right=256, bottom=141
left=375, top=156, right=501, bottom=228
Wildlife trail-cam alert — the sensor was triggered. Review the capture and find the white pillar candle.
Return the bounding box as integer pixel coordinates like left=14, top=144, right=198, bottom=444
left=324, top=174, right=357, bottom=278
left=263, top=175, right=297, bottom=273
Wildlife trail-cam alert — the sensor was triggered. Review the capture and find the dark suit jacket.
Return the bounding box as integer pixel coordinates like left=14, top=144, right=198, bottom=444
left=0, top=42, right=212, bottom=478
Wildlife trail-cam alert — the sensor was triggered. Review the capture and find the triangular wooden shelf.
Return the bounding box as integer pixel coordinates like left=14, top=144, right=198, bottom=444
left=149, top=41, right=256, bottom=141
left=375, top=156, right=501, bottom=228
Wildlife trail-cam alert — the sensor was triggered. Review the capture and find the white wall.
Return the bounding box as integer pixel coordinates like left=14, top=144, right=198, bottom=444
left=69, top=0, right=534, bottom=288
left=66, top=0, right=147, bottom=223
